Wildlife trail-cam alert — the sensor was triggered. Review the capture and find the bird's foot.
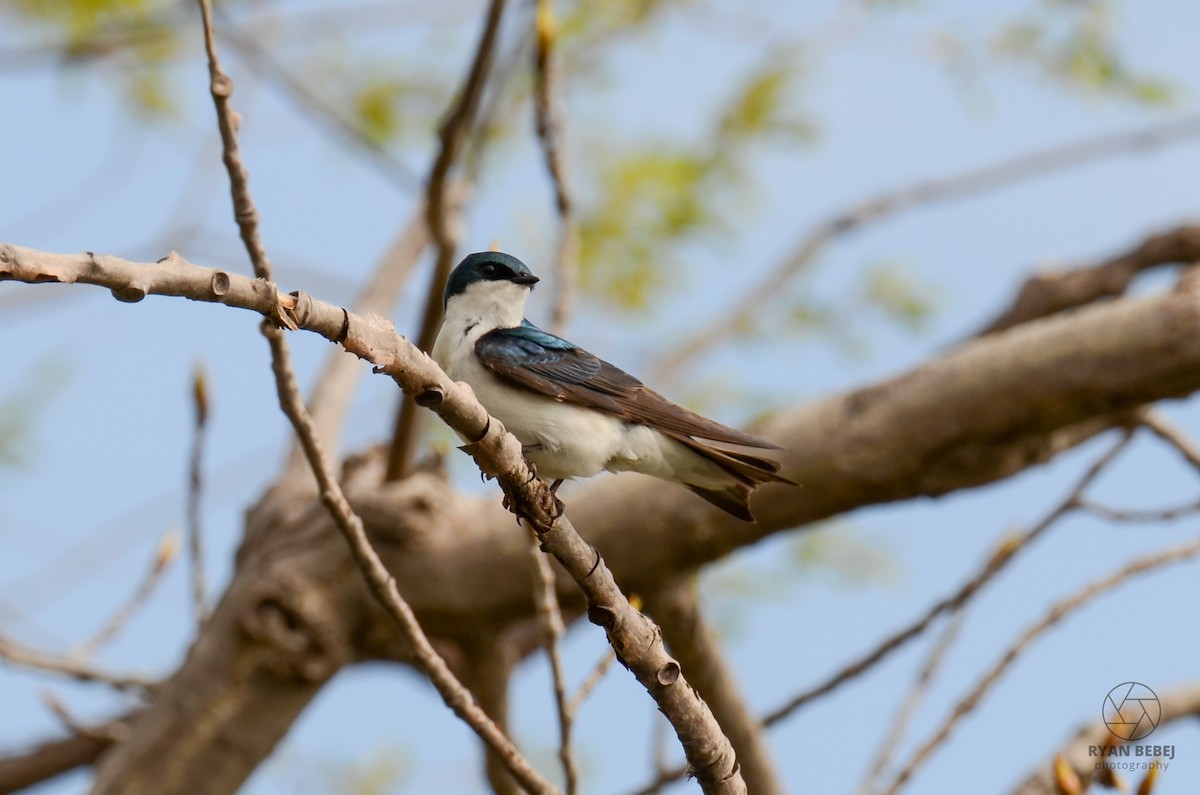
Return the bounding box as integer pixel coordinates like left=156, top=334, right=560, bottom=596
left=521, top=444, right=543, bottom=484
left=542, top=479, right=565, bottom=520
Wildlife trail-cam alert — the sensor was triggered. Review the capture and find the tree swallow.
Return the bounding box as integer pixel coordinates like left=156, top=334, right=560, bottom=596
left=432, top=251, right=793, bottom=521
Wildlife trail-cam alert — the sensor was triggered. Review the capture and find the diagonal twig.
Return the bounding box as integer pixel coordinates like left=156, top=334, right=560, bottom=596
left=855, top=613, right=965, bottom=794
left=760, top=427, right=1135, bottom=727
left=71, top=532, right=179, bottom=661
left=527, top=529, right=578, bottom=794
left=1140, top=408, right=1200, bottom=474
left=187, top=362, right=210, bottom=626
left=882, top=534, right=1200, bottom=794
left=569, top=647, right=616, bottom=714
left=0, top=635, right=155, bottom=692
left=532, top=0, right=577, bottom=334
left=386, top=0, right=509, bottom=481
left=656, top=115, right=1200, bottom=377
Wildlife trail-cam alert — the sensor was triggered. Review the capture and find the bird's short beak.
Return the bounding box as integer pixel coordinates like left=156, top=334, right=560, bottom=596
left=511, top=274, right=540, bottom=286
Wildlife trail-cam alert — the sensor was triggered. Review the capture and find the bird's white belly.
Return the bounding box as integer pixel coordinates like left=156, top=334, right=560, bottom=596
left=434, top=331, right=676, bottom=481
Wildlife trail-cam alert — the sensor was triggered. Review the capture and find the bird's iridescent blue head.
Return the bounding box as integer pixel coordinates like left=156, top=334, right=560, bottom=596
left=443, top=251, right=540, bottom=309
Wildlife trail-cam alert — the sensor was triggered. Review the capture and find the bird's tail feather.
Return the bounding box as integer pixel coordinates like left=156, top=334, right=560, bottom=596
left=687, top=484, right=756, bottom=522
left=670, top=434, right=796, bottom=521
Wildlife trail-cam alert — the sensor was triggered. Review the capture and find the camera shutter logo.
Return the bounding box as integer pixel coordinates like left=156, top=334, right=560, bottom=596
left=1103, top=682, right=1160, bottom=741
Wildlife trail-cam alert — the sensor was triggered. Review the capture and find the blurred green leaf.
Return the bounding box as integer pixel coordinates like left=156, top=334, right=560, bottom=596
left=353, top=76, right=406, bottom=147
left=718, top=60, right=814, bottom=147
left=0, top=363, right=71, bottom=471
left=329, top=747, right=406, bottom=795
left=862, top=261, right=934, bottom=329
left=577, top=149, right=716, bottom=308
left=991, top=0, right=1177, bottom=106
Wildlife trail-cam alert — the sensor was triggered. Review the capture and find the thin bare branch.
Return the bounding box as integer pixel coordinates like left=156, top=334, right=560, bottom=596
left=528, top=529, right=578, bottom=795
left=532, top=0, right=577, bottom=334
left=569, top=648, right=616, bottom=713
left=856, top=614, right=965, bottom=794
left=40, top=690, right=129, bottom=744
left=977, top=224, right=1200, bottom=336
left=1079, top=497, right=1200, bottom=523
left=196, top=0, right=274, bottom=284
left=0, top=635, right=155, bottom=692
left=657, top=115, right=1200, bottom=377
left=759, top=428, right=1135, bottom=728
left=882, top=535, right=1200, bottom=795
left=72, top=532, right=179, bottom=661
left=1140, top=408, right=1200, bottom=474
left=386, top=0, right=509, bottom=481
left=187, top=362, right=210, bottom=626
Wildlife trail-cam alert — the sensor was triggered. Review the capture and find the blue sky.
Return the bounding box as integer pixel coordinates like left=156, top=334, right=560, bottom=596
left=2, top=1, right=1200, bottom=793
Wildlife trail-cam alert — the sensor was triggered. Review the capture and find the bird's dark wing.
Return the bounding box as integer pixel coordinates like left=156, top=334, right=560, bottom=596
left=475, top=322, right=779, bottom=449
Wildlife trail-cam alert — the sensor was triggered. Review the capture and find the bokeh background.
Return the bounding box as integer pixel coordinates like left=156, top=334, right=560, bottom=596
left=2, top=0, right=1200, bottom=792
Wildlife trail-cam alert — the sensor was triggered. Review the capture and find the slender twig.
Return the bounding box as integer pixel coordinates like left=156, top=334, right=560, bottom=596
left=72, top=532, right=179, bottom=660
left=527, top=529, right=578, bottom=794
left=569, top=648, right=616, bottom=713
left=1140, top=408, right=1200, bottom=474
left=531, top=0, right=576, bottom=334
left=386, top=0, right=509, bottom=481
left=856, top=614, right=965, bottom=794
left=1079, top=498, right=1200, bottom=523
left=187, top=362, right=210, bottom=626
left=40, top=691, right=129, bottom=744
left=759, top=428, right=1135, bottom=728
left=882, top=534, right=1200, bottom=795
left=0, top=636, right=154, bottom=692
left=192, top=4, right=556, bottom=792
left=656, top=115, right=1200, bottom=377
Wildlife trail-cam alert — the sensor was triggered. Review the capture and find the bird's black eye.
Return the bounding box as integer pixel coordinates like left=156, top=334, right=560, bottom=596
left=481, top=263, right=497, bottom=276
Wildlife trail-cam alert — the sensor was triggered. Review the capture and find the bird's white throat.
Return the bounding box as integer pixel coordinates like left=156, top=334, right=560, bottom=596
left=443, top=279, right=531, bottom=339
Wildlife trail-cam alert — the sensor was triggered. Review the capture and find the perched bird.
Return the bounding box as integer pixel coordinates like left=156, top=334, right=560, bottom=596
left=432, top=251, right=793, bottom=521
